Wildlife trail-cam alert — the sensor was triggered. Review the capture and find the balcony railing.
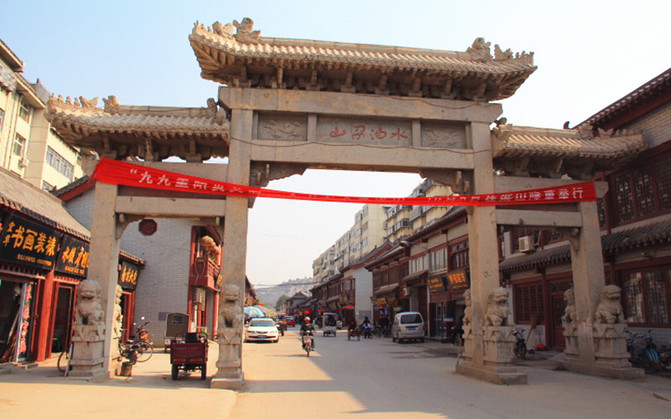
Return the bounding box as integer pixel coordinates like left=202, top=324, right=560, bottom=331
left=189, top=255, right=220, bottom=290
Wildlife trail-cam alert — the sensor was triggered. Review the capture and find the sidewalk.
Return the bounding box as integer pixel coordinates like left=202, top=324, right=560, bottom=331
left=0, top=343, right=236, bottom=418
left=1, top=339, right=670, bottom=418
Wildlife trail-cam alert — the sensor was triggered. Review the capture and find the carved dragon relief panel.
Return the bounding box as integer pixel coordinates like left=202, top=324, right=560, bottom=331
left=257, top=113, right=307, bottom=141
left=422, top=123, right=467, bottom=149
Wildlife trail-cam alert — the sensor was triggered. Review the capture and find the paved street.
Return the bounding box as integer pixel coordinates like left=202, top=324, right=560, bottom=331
left=1, top=329, right=670, bottom=418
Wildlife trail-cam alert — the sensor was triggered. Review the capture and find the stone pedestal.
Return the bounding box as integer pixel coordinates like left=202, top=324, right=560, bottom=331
left=563, top=323, right=643, bottom=379
left=456, top=325, right=527, bottom=384
left=67, top=325, right=108, bottom=381
left=211, top=338, right=244, bottom=390
left=562, top=324, right=580, bottom=364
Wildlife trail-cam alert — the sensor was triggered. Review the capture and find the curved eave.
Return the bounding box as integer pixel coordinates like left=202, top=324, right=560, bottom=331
left=492, top=129, right=646, bottom=166
left=45, top=100, right=230, bottom=160
left=189, top=28, right=536, bottom=101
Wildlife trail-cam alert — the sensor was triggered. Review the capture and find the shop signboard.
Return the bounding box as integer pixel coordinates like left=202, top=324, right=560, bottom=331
left=428, top=277, right=446, bottom=293
left=447, top=270, right=470, bottom=290
left=118, top=261, right=140, bottom=290
left=55, top=235, right=89, bottom=277
left=0, top=213, right=61, bottom=270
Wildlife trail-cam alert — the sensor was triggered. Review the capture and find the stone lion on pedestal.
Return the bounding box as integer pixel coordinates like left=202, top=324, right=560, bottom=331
left=485, top=287, right=511, bottom=327
left=594, top=284, right=624, bottom=325
left=76, top=279, right=105, bottom=325
left=219, top=283, right=243, bottom=344
left=561, top=288, right=577, bottom=328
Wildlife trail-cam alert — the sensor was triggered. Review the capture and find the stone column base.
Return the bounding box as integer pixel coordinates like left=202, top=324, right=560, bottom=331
left=456, top=361, right=527, bottom=385
left=211, top=372, right=245, bottom=390
left=68, top=325, right=107, bottom=382
left=562, top=359, right=644, bottom=380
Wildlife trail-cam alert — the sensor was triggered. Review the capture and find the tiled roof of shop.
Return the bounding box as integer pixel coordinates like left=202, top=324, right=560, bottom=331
left=500, top=219, right=671, bottom=272
left=0, top=168, right=90, bottom=239
left=579, top=68, right=671, bottom=129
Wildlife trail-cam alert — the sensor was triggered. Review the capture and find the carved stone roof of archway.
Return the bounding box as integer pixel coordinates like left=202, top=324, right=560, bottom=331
left=46, top=95, right=230, bottom=162
left=491, top=123, right=646, bottom=179
left=189, top=19, right=537, bottom=101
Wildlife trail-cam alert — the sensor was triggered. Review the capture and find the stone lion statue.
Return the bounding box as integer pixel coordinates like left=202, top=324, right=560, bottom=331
left=561, top=288, right=576, bottom=327
left=218, top=283, right=243, bottom=344
left=485, top=287, right=510, bottom=327
left=76, top=279, right=105, bottom=325
left=463, top=289, right=472, bottom=327
left=594, top=284, right=624, bottom=324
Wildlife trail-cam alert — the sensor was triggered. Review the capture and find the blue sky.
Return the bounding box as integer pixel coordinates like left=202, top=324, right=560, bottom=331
left=3, top=1, right=670, bottom=285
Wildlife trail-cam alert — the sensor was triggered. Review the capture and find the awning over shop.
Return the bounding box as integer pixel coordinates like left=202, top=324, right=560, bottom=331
left=374, top=284, right=399, bottom=295
left=402, top=269, right=428, bottom=286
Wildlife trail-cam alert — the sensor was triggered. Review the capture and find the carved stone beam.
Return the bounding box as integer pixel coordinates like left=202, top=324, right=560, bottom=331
left=185, top=138, right=202, bottom=163
left=249, top=162, right=308, bottom=188
left=342, top=71, right=355, bottom=93
left=116, top=214, right=143, bottom=239
left=566, top=162, right=595, bottom=181
left=556, top=227, right=581, bottom=251
left=144, top=138, right=155, bottom=162
left=419, top=169, right=472, bottom=195
left=375, top=74, right=389, bottom=95
left=409, top=77, right=423, bottom=97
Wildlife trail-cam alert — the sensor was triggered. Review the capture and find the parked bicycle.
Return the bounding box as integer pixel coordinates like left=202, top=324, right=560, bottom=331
left=57, top=343, right=73, bottom=374
left=513, top=328, right=527, bottom=360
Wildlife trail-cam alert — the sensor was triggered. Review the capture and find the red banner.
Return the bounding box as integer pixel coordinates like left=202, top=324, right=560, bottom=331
left=91, top=158, right=596, bottom=206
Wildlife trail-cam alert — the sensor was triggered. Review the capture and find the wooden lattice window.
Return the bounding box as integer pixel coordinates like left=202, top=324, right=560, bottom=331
left=597, top=198, right=607, bottom=227
left=449, top=240, right=469, bottom=270
left=633, top=169, right=655, bottom=216
left=513, top=282, right=545, bottom=323
left=613, top=174, right=635, bottom=223
left=654, top=158, right=671, bottom=211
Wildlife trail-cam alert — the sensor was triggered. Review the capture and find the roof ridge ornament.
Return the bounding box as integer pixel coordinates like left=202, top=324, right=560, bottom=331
left=200, top=18, right=262, bottom=44
left=467, top=38, right=492, bottom=62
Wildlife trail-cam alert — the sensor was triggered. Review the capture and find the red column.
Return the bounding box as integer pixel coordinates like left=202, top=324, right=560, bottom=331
left=34, top=270, right=56, bottom=361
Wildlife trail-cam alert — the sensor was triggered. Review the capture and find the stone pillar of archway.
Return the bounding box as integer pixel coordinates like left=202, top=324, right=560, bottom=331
left=211, top=109, right=252, bottom=389
left=455, top=122, right=527, bottom=384
left=67, top=182, right=124, bottom=380
left=563, top=201, right=644, bottom=379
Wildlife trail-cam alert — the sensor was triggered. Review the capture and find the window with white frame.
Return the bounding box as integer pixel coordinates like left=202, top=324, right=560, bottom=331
left=46, top=146, right=74, bottom=180
left=13, top=134, right=26, bottom=156
left=18, top=98, right=31, bottom=122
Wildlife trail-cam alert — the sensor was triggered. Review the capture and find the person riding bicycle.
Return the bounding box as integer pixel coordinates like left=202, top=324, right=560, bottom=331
left=300, top=316, right=315, bottom=350
left=361, top=316, right=372, bottom=338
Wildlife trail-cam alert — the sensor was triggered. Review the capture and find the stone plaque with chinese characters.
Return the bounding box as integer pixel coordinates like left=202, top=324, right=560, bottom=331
left=422, top=122, right=467, bottom=149
left=317, top=117, right=412, bottom=146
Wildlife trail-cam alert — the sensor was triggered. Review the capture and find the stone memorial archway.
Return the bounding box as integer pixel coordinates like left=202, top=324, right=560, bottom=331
left=46, top=18, right=645, bottom=387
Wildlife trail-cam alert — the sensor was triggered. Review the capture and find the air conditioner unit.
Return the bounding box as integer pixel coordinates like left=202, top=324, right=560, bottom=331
left=518, top=236, right=533, bottom=253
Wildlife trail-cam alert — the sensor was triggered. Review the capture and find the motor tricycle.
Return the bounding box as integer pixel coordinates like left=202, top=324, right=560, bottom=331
left=170, top=332, right=208, bottom=380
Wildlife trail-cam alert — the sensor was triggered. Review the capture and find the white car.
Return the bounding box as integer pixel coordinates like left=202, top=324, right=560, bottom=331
left=245, top=318, right=280, bottom=343
left=392, top=311, right=425, bottom=343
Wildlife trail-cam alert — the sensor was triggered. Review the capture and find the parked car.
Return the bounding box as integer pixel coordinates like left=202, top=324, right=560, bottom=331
left=244, top=318, right=280, bottom=343
left=284, top=316, right=296, bottom=326
left=392, top=311, right=425, bottom=343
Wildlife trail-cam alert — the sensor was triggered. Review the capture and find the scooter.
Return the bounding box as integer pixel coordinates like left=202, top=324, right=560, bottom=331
left=301, top=332, right=313, bottom=357
left=627, top=330, right=666, bottom=373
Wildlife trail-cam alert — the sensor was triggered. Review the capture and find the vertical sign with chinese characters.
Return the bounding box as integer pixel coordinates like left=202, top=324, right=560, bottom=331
left=118, top=261, right=140, bottom=291
left=55, top=235, right=90, bottom=277
left=0, top=214, right=61, bottom=270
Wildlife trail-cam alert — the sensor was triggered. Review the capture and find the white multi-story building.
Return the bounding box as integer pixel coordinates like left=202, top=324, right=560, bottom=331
left=0, top=39, right=86, bottom=191
left=313, top=204, right=388, bottom=282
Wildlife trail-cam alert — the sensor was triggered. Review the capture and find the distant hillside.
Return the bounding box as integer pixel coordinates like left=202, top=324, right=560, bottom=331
left=254, top=277, right=315, bottom=309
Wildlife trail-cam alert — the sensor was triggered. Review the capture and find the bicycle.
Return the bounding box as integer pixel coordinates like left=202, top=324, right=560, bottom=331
left=57, top=343, right=73, bottom=375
